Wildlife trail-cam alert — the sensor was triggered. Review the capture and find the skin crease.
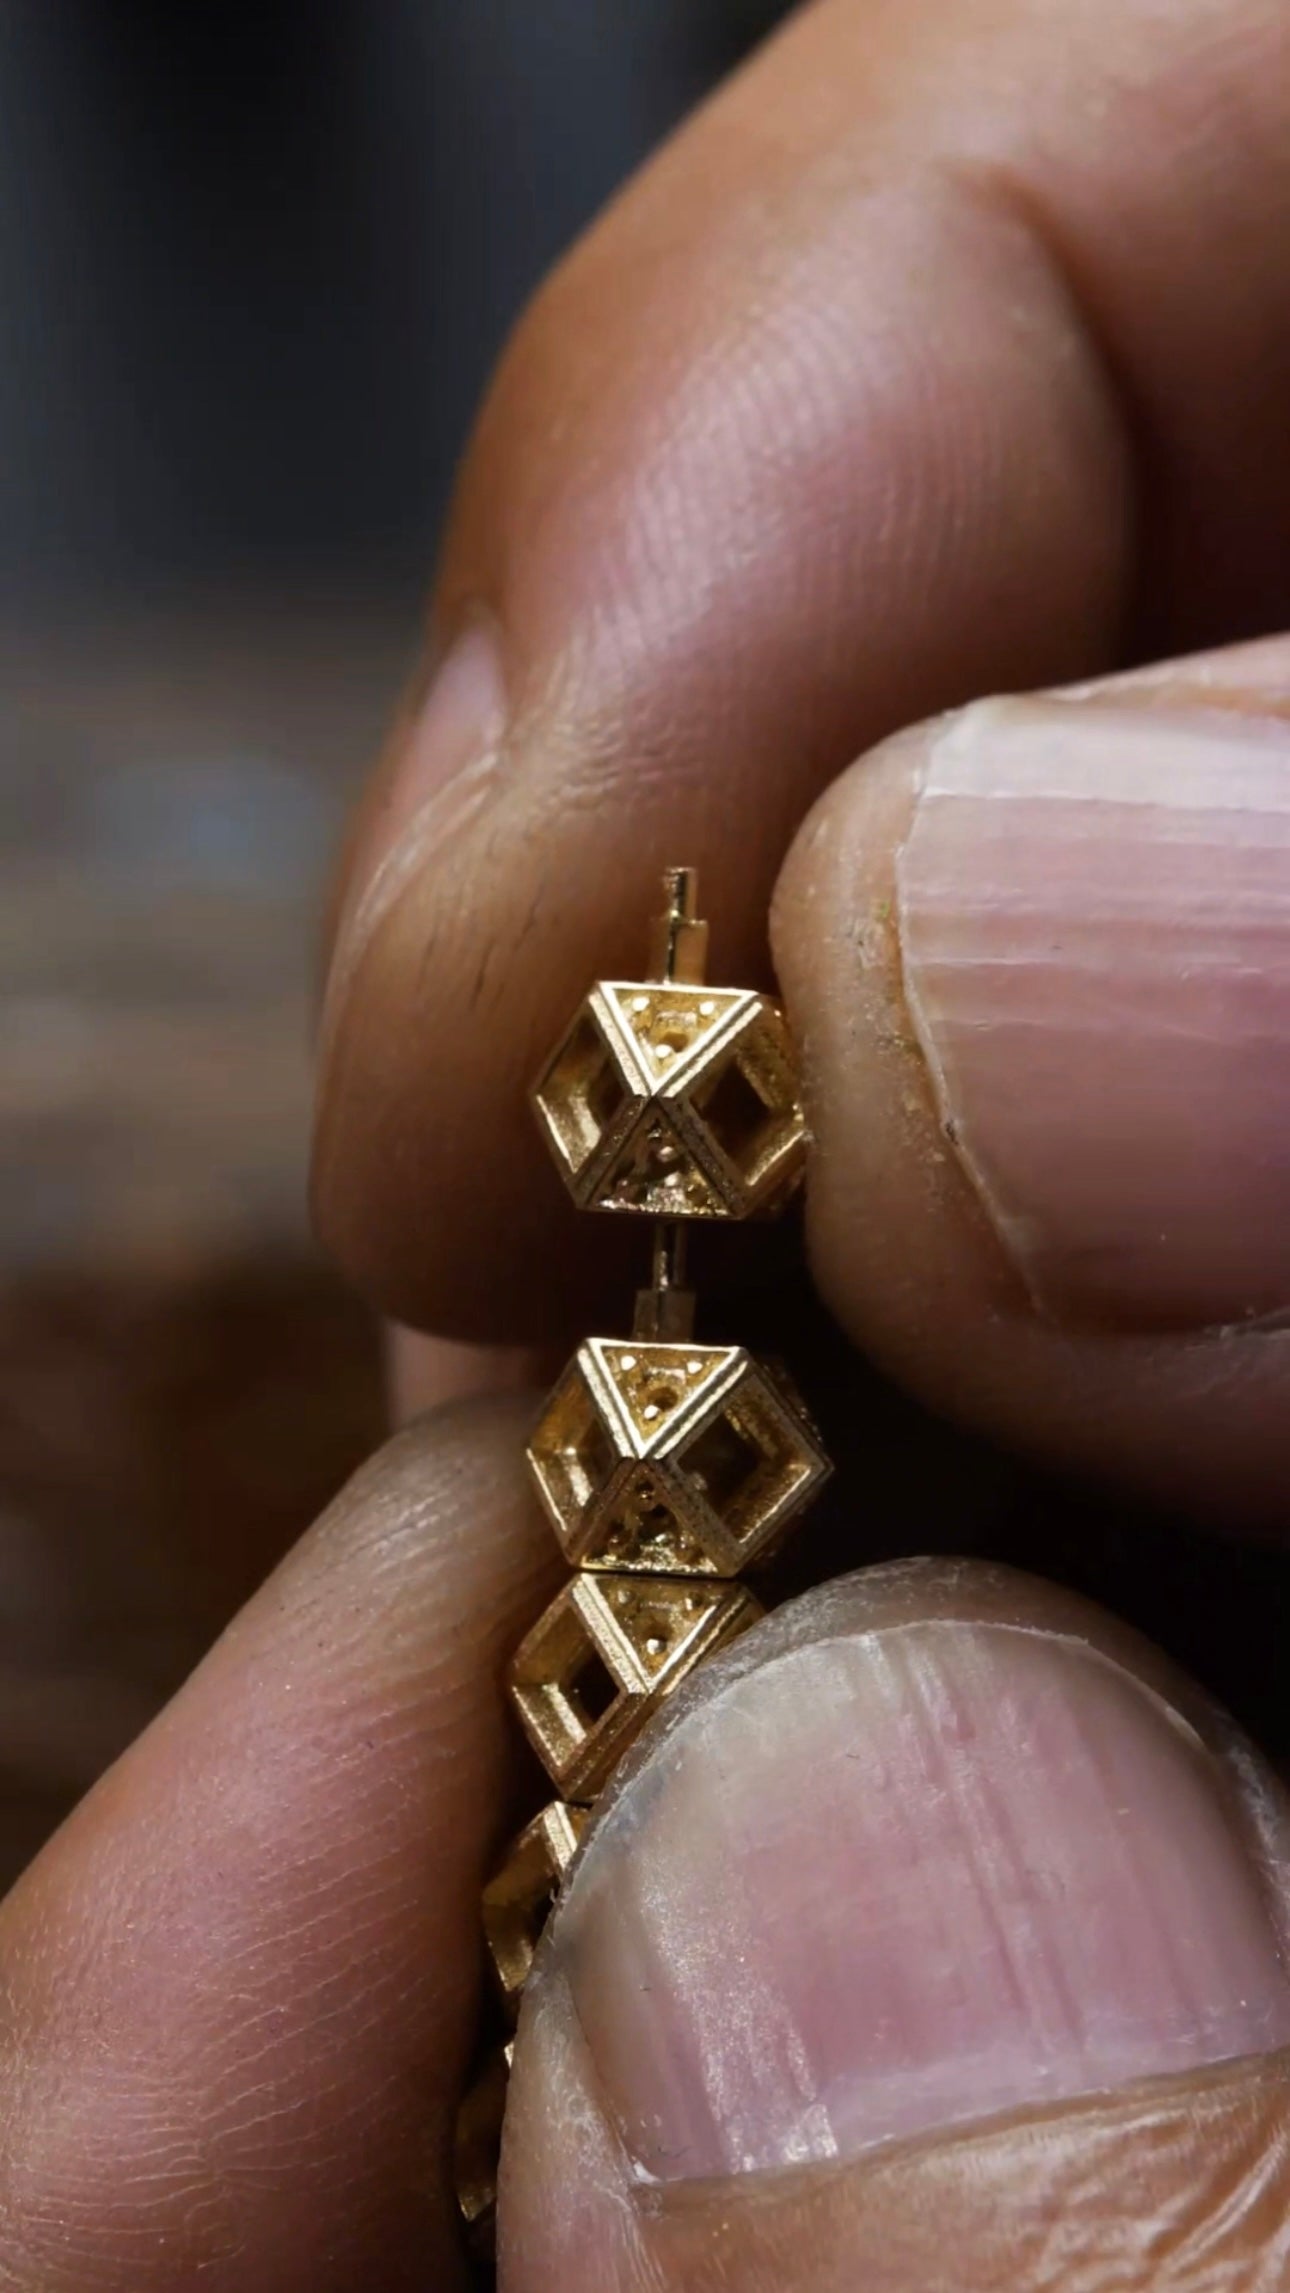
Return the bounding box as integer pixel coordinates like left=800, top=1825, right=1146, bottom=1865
left=0, top=1400, right=562, bottom=2293
left=310, top=0, right=1290, bottom=2276
left=770, top=659, right=1290, bottom=1529
left=312, top=0, right=1290, bottom=1343
left=508, top=2013, right=1290, bottom=2293
left=4, top=1421, right=1290, bottom=2288
left=308, top=0, right=1290, bottom=1533
left=12, top=2, right=1290, bottom=2290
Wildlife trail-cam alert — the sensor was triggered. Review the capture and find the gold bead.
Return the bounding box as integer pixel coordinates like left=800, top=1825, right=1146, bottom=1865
left=482, top=1801, right=588, bottom=2022
left=527, top=1337, right=830, bottom=1576
left=508, top=1570, right=762, bottom=1800
left=531, top=978, right=807, bottom=1219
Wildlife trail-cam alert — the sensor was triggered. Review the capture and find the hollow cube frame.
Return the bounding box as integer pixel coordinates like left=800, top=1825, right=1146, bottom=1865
left=531, top=979, right=807, bottom=1219
left=527, top=1336, right=830, bottom=1577
left=482, top=1802, right=589, bottom=2020
left=508, top=1569, right=762, bottom=1801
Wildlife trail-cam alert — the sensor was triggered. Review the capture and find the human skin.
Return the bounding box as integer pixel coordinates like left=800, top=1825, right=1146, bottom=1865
left=7, top=0, right=1290, bottom=2286
left=2, top=1427, right=1290, bottom=2290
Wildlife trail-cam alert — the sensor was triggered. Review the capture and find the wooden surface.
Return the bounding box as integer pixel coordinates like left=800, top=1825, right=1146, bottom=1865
left=0, top=602, right=407, bottom=1884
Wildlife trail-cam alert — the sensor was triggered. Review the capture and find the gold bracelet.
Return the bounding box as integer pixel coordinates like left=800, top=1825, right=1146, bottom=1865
left=455, top=868, right=831, bottom=2256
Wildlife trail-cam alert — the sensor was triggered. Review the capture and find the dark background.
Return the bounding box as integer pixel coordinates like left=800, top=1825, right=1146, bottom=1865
left=0, top=0, right=788, bottom=1882
left=1, top=2, right=1285, bottom=1889
left=1, top=3, right=787, bottom=608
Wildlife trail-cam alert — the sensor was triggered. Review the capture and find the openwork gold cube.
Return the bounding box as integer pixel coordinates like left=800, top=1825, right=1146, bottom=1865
left=482, top=1801, right=588, bottom=2021
left=453, top=2039, right=514, bottom=2249
left=531, top=979, right=806, bottom=1218
left=509, top=1570, right=762, bottom=1800
left=528, top=1338, right=830, bottom=1576
left=457, top=872, right=830, bottom=2256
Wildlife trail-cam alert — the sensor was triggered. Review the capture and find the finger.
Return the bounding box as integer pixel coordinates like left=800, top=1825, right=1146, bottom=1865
left=312, top=0, right=1290, bottom=1340
left=385, top=1325, right=543, bottom=1423
left=0, top=1396, right=558, bottom=2292
left=502, top=1560, right=1290, bottom=2290
left=771, top=633, right=1290, bottom=1527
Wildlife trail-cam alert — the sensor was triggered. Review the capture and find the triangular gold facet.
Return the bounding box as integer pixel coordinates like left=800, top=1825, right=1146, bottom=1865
left=599, top=982, right=751, bottom=1088
left=591, top=1102, right=723, bottom=1215
left=597, top=1575, right=727, bottom=1680
left=592, top=1340, right=735, bottom=1443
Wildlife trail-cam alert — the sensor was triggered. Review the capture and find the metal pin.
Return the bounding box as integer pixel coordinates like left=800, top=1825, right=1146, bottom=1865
left=648, top=864, right=709, bottom=985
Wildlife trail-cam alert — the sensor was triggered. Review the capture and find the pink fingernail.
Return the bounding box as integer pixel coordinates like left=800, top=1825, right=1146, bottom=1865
left=550, top=1607, right=1290, bottom=2181
left=895, top=697, right=1290, bottom=1329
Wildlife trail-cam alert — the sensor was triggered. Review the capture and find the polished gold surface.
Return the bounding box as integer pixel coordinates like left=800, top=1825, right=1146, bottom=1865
left=482, top=1800, right=588, bottom=2021
left=457, top=870, right=829, bottom=2257
left=509, top=1570, right=762, bottom=1800
left=454, top=2039, right=515, bottom=2254
left=527, top=1337, right=830, bottom=1575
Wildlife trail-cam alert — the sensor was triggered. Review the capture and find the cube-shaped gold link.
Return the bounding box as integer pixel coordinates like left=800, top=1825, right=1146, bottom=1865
left=531, top=979, right=806, bottom=1219
left=527, top=1338, right=830, bottom=1575
left=482, top=1801, right=588, bottom=2022
left=509, top=1571, right=762, bottom=1800
left=454, top=2039, right=514, bottom=2254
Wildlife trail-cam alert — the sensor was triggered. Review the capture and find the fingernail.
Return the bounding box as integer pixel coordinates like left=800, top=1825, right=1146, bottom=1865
left=547, top=1584, right=1290, bottom=2181
left=328, top=615, right=506, bottom=1008
left=894, top=696, right=1290, bottom=1330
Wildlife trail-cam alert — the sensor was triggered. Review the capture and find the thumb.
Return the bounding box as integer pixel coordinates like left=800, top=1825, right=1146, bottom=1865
left=500, top=1562, right=1290, bottom=2290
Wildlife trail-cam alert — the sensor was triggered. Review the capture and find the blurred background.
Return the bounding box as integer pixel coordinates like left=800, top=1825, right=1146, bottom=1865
left=4, top=3, right=1288, bottom=1892
left=0, top=0, right=790, bottom=1883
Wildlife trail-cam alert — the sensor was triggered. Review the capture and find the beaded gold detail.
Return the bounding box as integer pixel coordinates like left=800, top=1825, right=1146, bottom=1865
left=455, top=869, right=830, bottom=2260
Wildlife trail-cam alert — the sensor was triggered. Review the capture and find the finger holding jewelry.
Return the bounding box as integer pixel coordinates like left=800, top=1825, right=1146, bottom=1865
left=0, top=1398, right=557, bottom=2293
left=773, top=633, right=1290, bottom=1528
left=313, top=0, right=1290, bottom=1343
left=502, top=1560, right=1290, bottom=2291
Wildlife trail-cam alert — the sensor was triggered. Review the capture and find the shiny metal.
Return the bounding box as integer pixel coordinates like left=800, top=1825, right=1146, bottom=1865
left=456, top=869, right=829, bottom=2251
left=531, top=872, right=808, bottom=1221
left=482, top=1801, right=588, bottom=2021
left=527, top=1337, right=829, bottom=1576
left=508, top=1568, right=762, bottom=1801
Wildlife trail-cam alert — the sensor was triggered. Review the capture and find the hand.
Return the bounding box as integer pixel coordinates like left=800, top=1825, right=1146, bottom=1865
left=6, top=1, right=1290, bottom=2286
